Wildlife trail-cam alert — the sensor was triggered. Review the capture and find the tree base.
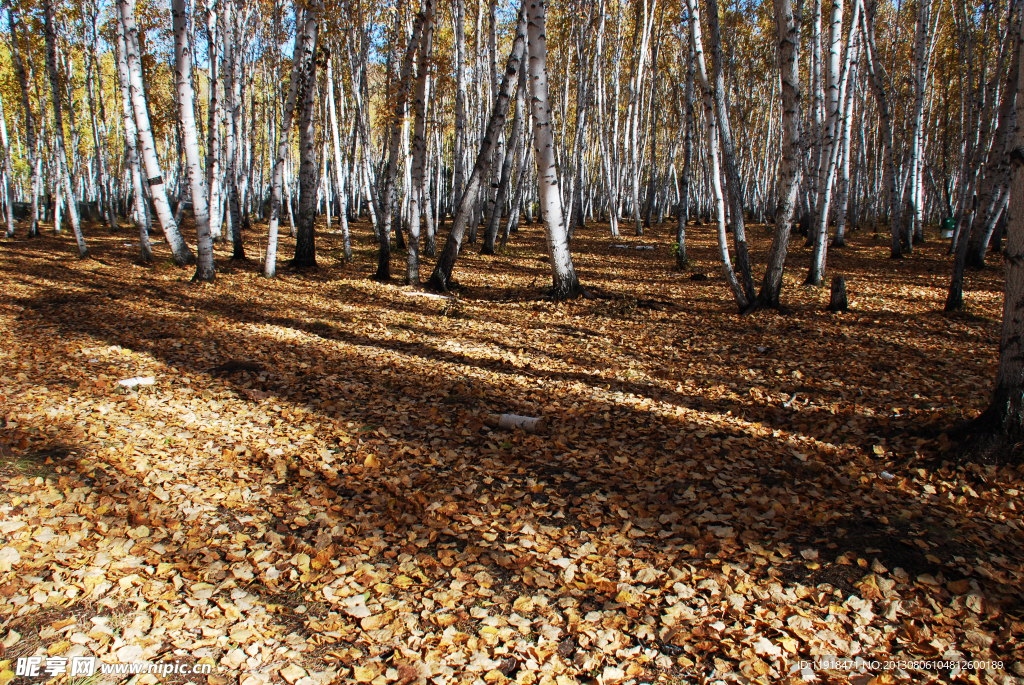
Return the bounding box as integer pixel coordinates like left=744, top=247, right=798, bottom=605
left=947, top=388, right=1024, bottom=464
left=545, top=277, right=588, bottom=302
left=741, top=295, right=793, bottom=316
left=804, top=272, right=825, bottom=287
left=425, top=271, right=449, bottom=293
left=827, top=275, right=848, bottom=312
left=965, top=254, right=987, bottom=271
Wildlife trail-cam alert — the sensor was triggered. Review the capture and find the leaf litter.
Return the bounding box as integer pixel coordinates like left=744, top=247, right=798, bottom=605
left=0, top=221, right=1021, bottom=685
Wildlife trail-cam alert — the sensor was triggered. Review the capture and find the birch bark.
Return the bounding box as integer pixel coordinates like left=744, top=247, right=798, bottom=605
left=173, top=0, right=214, bottom=281
left=292, top=2, right=322, bottom=270
left=80, top=0, right=117, bottom=232
left=676, top=32, right=695, bottom=269
left=961, top=14, right=1024, bottom=460
left=862, top=0, right=903, bottom=259
left=453, top=0, right=468, bottom=212
left=205, top=0, right=222, bottom=241
left=965, top=2, right=1021, bottom=270
left=327, top=57, right=352, bottom=262
left=43, top=0, right=87, bottom=258
left=0, top=80, right=15, bottom=237
left=428, top=1, right=527, bottom=292
left=483, top=60, right=526, bottom=254
left=408, top=0, right=436, bottom=284
left=832, top=37, right=860, bottom=248
left=6, top=5, right=39, bottom=237
left=806, top=0, right=859, bottom=284
left=754, top=0, right=801, bottom=309
left=687, top=0, right=748, bottom=310
left=119, top=0, right=194, bottom=264
left=526, top=0, right=584, bottom=299
left=113, top=5, right=152, bottom=262
left=374, top=10, right=423, bottom=281
left=263, top=5, right=312, bottom=277
left=705, top=0, right=755, bottom=301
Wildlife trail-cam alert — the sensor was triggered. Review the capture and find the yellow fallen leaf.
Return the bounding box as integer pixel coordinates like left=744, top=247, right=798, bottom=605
left=512, top=596, right=535, bottom=613
left=947, top=579, right=970, bottom=595
left=779, top=636, right=799, bottom=653
left=360, top=614, right=386, bottom=631
left=352, top=666, right=376, bottom=683
left=47, top=641, right=71, bottom=655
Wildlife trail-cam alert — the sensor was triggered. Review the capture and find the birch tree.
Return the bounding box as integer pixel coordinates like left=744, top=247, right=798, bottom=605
left=428, top=1, right=528, bottom=292
left=43, top=0, right=87, bottom=258
left=686, top=0, right=747, bottom=311
left=408, top=0, right=437, bottom=284
left=753, top=0, right=802, bottom=309
left=862, top=0, right=903, bottom=259
left=5, top=4, right=39, bottom=238
left=113, top=1, right=153, bottom=262
left=960, top=16, right=1024, bottom=460
left=0, top=80, right=15, bottom=238
left=264, top=5, right=313, bottom=278
left=374, top=7, right=423, bottom=281
left=118, top=0, right=195, bottom=265
left=526, top=0, right=584, bottom=298
left=173, top=0, right=215, bottom=281
left=675, top=31, right=695, bottom=269
left=327, top=57, right=352, bottom=263
left=292, top=1, right=322, bottom=270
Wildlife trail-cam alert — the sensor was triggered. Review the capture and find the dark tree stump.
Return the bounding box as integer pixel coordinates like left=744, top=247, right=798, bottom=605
left=828, top=275, right=849, bottom=312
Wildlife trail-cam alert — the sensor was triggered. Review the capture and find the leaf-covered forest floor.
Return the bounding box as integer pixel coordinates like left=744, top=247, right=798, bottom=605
left=1, top=216, right=1022, bottom=685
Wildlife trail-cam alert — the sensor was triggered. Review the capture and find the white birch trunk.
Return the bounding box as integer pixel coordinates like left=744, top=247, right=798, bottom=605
left=806, top=0, right=859, bottom=284
left=172, top=0, right=214, bottom=281
left=7, top=7, right=40, bottom=236
left=686, top=0, right=748, bottom=311
left=113, top=6, right=152, bottom=262
left=43, top=0, right=87, bottom=258
left=205, top=0, right=223, bottom=241
left=375, top=10, right=423, bottom=281
left=428, top=1, right=527, bottom=291
left=756, top=0, right=802, bottom=308
left=118, top=0, right=194, bottom=265
left=967, top=18, right=1024, bottom=455
left=263, top=5, right=313, bottom=277
left=862, top=0, right=903, bottom=258
left=526, top=0, right=583, bottom=299
left=453, top=0, right=468, bottom=210
left=327, top=58, right=351, bottom=262
left=705, top=0, right=755, bottom=301
left=292, top=2, right=321, bottom=269
left=408, top=0, right=436, bottom=284
left=0, top=81, right=16, bottom=237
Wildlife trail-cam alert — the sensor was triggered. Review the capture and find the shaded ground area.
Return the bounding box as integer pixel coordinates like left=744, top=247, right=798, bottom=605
left=0, top=216, right=1021, bottom=685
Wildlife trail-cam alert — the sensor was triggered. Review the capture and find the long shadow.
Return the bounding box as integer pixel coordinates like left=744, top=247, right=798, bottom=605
left=7, top=259, right=991, bottom=459
left=3, top=224, right=1019, bottom=672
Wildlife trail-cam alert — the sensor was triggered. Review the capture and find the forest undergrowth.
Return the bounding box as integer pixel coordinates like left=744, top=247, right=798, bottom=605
left=0, top=218, right=1022, bottom=685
